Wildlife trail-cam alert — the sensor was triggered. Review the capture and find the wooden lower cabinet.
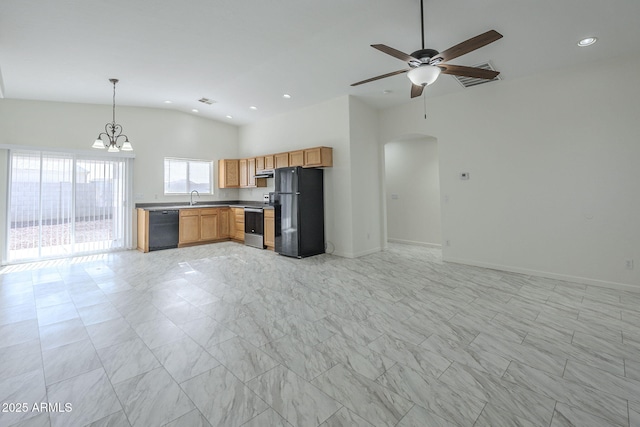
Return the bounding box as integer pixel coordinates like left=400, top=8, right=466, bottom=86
left=179, top=207, right=232, bottom=246
left=219, top=208, right=231, bottom=238
left=200, top=209, right=219, bottom=241
left=179, top=210, right=200, bottom=245
left=139, top=206, right=254, bottom=251
left=264, top=208, right=275, bottom=250
left=231, top=207, right=244, bottom=241
left=231, top=208, right=244, bottom=242
left=136, top=209, right=150, bottom=252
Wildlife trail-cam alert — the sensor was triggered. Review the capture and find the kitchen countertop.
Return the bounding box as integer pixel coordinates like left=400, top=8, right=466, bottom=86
left=136, top=200, right=274, bottom=211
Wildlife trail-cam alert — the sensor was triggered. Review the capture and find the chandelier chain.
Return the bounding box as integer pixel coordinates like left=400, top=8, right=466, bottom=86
left=112, top=80, right=117, bottom=125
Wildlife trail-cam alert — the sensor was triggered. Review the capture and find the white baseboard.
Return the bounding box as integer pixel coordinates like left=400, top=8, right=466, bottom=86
left=388, top=238, right=441, bottom=249
left=444, top=256, right=640, bottom=293
left=330, top=250, right=352, bottom=258
left=331, top=247, right=382, bottom=259
left=353, top=247, right=382, bottom=258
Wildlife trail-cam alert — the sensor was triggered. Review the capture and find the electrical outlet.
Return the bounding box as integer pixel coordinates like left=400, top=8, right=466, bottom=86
left=445, top=240, right=451, bottom=247
left=626, top=259, right=634, bottom=270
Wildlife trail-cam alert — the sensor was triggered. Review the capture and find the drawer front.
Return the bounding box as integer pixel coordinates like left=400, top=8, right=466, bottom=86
left=180, top=209, right=200, bottom=216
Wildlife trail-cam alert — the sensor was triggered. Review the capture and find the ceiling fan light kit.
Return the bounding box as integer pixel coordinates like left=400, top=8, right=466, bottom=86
left=351, top=0, right=503, bottom=98
left=407, top=65, right=441, bottom=86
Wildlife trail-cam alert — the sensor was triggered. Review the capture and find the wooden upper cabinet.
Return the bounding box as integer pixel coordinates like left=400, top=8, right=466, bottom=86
left=304, top=147, right=333, bottom=167
left=239, top=159, right=248, bottom=187
left=274, top=152, right=289, bottom=169
left=238, top=158, right=266, bottom=188
left=264, top=155, right=275, bottom=170
left=219, top=147, right=332, bottom=189
left=247, top=158, right=257, bottom=187
left=255, top=156, right=265, bottom=172
left=218, top=159, right=240, bottom=188
left=289, top=150, right=304, bottom=167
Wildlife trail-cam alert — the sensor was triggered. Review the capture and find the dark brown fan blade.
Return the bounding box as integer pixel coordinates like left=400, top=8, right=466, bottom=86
left=437, top=64, right=500, bottom=79
left=430, top=30, right=503, bottom=64
left=351, top=69, right=410, bottom=86
left=371, top=44, right=420, bottom=63
left=411, top=84, right=424, bottom=98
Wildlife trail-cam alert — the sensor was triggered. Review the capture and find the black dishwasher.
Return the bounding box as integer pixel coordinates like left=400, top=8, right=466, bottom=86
left=148, top=210, right=180, bottom=251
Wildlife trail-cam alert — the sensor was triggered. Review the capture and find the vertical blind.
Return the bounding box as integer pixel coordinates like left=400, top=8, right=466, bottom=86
left=7, top=150, right=131, bottom=262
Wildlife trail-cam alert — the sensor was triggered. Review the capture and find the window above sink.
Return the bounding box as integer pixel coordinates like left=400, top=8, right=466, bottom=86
left=164, top=157, right=213, bottom=195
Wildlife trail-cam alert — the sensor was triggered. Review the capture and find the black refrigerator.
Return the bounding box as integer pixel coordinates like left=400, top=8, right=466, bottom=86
left=274, top=166, right=325, bottom=258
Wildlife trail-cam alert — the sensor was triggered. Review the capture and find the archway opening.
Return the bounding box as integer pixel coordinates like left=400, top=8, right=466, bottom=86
left=383, top=135, right=441, bottom=247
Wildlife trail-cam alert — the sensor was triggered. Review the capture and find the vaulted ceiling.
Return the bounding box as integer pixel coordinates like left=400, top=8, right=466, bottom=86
left=1, top=0, right=639, bottom=124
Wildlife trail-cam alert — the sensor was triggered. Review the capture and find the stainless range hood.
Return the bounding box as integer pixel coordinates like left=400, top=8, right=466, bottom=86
left=254, top=169, right=274, bottom=178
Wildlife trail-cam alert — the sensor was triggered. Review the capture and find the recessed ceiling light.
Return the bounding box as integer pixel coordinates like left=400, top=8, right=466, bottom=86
left=192, top=109, right=199, bottom=113
left=163, top=100, right=172, bottom=104
left=249, top=106, right=257, bottom=110
left=283, top=94, right=291, bottom=99
left=226, top=115, right=233, bottom=119
left=577, top=37, right=597, bottom=47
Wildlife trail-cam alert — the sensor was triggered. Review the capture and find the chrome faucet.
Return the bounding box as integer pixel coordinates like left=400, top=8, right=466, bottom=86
left=190, top=190, right=200, bottom=206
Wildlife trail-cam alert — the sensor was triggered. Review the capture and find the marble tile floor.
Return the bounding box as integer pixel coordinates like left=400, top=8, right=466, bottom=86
left=1, top=242, right=640, bottom=426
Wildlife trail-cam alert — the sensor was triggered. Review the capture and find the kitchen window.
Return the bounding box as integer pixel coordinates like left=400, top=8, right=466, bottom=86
left=164, top=157, right=213, bottom=194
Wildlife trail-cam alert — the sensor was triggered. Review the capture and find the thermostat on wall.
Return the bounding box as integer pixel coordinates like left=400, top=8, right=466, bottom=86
left=460, top=172, right=470, bottom=180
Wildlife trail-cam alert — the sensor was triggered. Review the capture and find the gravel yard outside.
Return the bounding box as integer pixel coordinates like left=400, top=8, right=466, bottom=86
left=9, top=219, right=114, bottom=260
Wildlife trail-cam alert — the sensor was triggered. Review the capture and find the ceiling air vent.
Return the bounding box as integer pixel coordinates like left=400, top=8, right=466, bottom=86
left=198, top=98, right=215, bottom=105
left=452, top=62, right=501, bottom=88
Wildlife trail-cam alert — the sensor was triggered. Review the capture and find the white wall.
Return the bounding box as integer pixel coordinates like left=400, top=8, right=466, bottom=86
left=0, top=99, right=240, bottom=254
left=348, top=97, right=384, bottom=257
left=0, top=150, right=8, bottom=259
left=379, top=54, right=640, bottom=289
left=239, top=96, right=354, bottom=257
left=385, top=137, right=441, bottom=247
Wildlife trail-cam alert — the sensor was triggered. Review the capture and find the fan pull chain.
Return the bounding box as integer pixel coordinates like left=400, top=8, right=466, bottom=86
left=423, top=90, right=427, bottom=119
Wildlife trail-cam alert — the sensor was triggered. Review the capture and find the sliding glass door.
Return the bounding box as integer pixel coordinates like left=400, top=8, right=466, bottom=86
left=7, top=150, right=131, bottom=262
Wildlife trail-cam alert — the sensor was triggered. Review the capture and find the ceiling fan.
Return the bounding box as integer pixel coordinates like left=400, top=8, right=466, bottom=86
left=351, top=0, right=503, bottom=98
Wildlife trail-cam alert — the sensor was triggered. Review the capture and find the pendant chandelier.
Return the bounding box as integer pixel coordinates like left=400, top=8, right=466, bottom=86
left=92, top=78, right=133, bottom=152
